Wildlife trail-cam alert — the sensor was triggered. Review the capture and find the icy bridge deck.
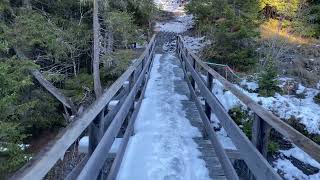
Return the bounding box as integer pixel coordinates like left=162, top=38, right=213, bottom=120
left=116, top=53, right=225, bottom=180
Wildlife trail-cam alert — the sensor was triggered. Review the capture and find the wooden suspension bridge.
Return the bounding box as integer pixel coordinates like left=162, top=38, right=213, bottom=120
left=11, top=34, right=320, bottom=180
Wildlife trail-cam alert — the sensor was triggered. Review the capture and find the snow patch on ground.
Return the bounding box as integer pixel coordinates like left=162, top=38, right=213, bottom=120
left=182, top=36, right=211, bottom=54
left=154, top=0, right=185, bottom=13
left=240, top=79, right=258, bottom=91
left=214, top=78, right=320, bottom=134
left=280, top=146, right=320, bottom=169
left=211, top=77, right=320, bottom=179
left=274, top=158, right=320, bottom=180
left=0, top=146, right=8, bottom=152
left=154, top=0, right=194, bottom=33
left=78, top=136, right=122, bottom=154
left=212, top=79, right=242, bottom=111
left=156, top=15, right=194, bottom=33
left=117, top=54, right=211, bottom=180
left=273, top=145, right=320, bottom=180
left=242, top=83, right=320, bottom=135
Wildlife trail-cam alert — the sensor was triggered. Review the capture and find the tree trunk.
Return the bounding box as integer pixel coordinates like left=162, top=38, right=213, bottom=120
left=93, top=0, right=103, bottom=98
left=73, top=59, right=77, bottom=77
left=107, top=27, right=113, bottom=54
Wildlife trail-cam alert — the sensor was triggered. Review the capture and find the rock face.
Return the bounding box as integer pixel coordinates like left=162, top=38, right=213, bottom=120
left=289, top=156, right=320, bottom=175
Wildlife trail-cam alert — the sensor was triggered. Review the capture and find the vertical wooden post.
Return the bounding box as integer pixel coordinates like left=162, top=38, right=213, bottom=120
left=142, top=56, right=146, bottom=71
left=203, top=73, right=213, bottom=139
left=128, top=71, right=136, bottom=118
left=252, top=114, right=271, bottom=158
left=191, top=58, right=196, bottom=89
left=248, top=114, right=271, bottom=180
left=205, top=73, right=213, bottom=120
left=88, top=118, right=99, bottom=155
left=98, top=110, right=105, bottom=139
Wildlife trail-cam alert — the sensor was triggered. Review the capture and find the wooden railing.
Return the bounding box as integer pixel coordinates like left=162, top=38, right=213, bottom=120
left=177, top=35, right=320, bottom=180
left=11, top=35, right=156, bottom=180
left=204, top=62, right=242, bottom=83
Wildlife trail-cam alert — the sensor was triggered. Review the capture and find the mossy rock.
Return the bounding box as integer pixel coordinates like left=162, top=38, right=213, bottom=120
left=287, top=116, right=309, bottom=137
left=314, top=93, right=320, bottom=105
left=295, top=92, right=306, bottom=99
left=287, top=116, right=320, bottom=145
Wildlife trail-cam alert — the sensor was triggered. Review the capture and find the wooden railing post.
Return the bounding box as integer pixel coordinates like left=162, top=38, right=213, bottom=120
left=252, top=114, right=271, bottom=158
left=89, top=117, right=100, bottom=154
left=141, top=55, right=145, bottom=70
left=191, top=58, right=196, bottom=89
left=205, top=73, right=213, bottom=120
left=249, top=114, right=271, bottom=180
left=98, top=110, right=106, bottom=140
left=128, top=71, right=136, bottom=117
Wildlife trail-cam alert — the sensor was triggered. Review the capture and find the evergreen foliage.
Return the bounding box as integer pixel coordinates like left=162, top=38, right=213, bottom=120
left=0, top=58, right=63, bottom=175
left=260, top=0, right=300, bottom=17
left=260, top=0, right=320, bottom=37
left=268, top=141, right=279, bottom=155
left=64, top=73, right=94, bottom=104
left=0, top=0, right=156, bottom=175
left=187, top=0, right=260, bottom=71
left=228, top=107, right=252, bottom=138
left=293, top=0, right=320, bottom=37
left=102, top=49, right=138, bottom=78
left=104, top=10, right=139, bottom=48
left=258, top=58, right=280, bottom=97
left=108, top=0, right=156, bottom=29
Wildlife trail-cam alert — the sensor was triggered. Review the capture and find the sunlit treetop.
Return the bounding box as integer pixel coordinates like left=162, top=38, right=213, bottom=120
left=259, top=0, right=300, bottom=17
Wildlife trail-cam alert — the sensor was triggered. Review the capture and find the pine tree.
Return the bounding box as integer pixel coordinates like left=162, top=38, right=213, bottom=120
left=293, top=0, right=320, bottom=37
left=259, top=0, right=320, bottom=38
left=258, top=58, right=280, bottom=97
left=187, top=0, right=260, bottom=71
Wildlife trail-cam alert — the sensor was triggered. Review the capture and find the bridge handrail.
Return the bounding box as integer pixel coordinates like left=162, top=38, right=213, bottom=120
left=77, top=38, right=156, bottom=180
left=178, top=51, right=240, bottom=180
left=177, top=35, right=320, bottom=179
left=204, top=62, right=242, bottom=82
left=177, top=36, right=281, bottom=180
left=11, top=35, right=157, bottom=180
left=177, top=35, right=320, bottom=163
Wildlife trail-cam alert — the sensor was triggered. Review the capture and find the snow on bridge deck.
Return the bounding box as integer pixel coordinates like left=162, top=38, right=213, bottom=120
left=117, top=53, right=221, bottom=180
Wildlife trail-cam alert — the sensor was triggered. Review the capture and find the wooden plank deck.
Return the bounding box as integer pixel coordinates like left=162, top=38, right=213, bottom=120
left=171, top=53, right=228, bottom=179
